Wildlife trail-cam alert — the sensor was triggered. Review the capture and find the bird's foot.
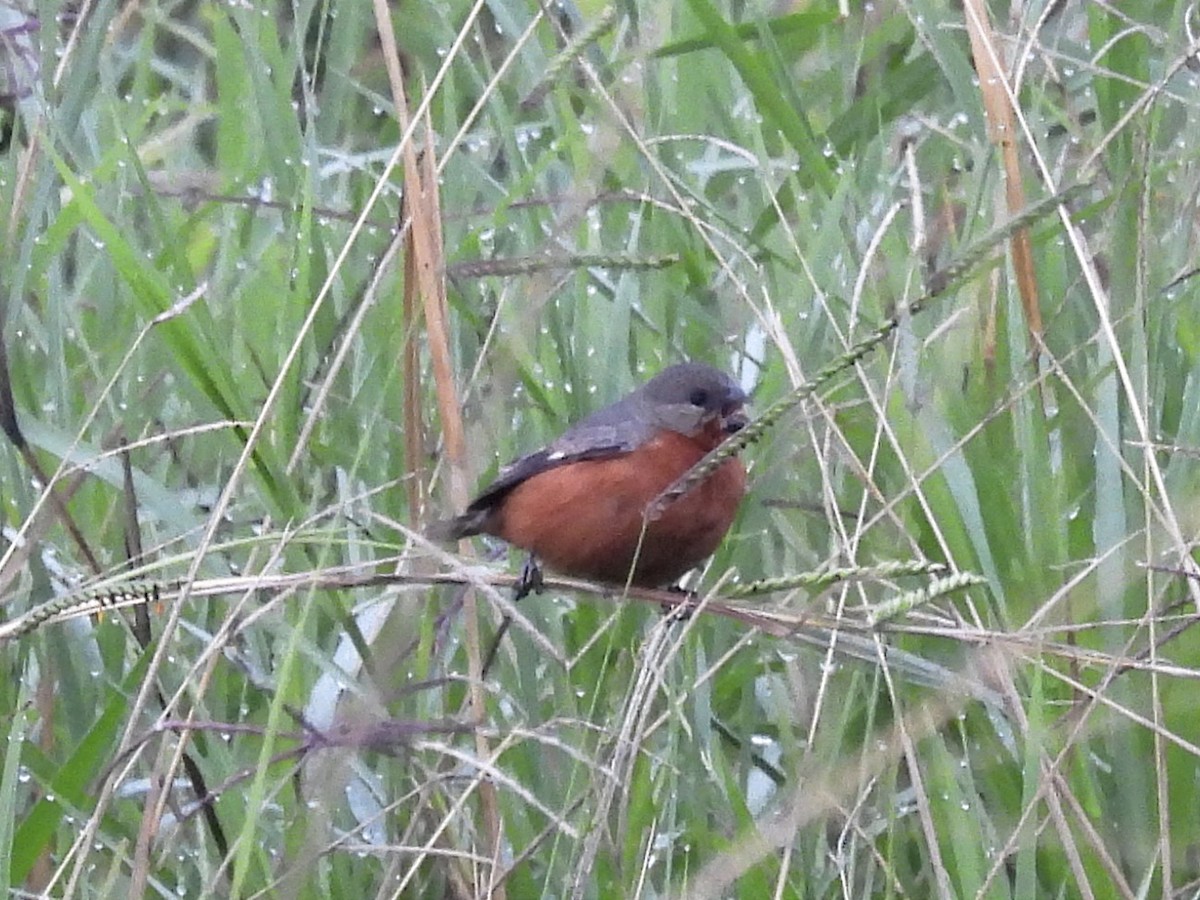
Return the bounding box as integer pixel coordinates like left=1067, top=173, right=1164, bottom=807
left=661, top=584, right=698, bottom=621
left=482, top=555, right=543, bottom=678
left=514, top=555, right=544, bottom=603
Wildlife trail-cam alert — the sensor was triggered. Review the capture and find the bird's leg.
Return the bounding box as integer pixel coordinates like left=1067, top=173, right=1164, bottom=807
left=482, top=554, right=543, bottom=677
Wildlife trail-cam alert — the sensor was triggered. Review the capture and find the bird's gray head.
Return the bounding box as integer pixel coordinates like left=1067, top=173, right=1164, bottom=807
left=638, top=362, right=748, bottom=437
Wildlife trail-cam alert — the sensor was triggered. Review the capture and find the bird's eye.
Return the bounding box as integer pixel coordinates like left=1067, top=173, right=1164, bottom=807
left=689, top=388, right=709, bottom=407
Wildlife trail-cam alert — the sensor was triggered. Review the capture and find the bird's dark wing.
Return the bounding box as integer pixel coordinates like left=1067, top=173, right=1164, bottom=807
left=464, top=393, right=659, bottom=514
left=463, top=444, right=622, bottom=514
left=425, top=442, right=628, bottom=541
left=428, top=397, right=659, bottom=541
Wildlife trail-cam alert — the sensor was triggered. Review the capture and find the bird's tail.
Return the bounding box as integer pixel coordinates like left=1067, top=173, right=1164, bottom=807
left=425, top=510, right=487, bottom=543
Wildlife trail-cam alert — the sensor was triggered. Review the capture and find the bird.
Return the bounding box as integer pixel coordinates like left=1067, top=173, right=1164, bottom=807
left=433, top=362, right=749, bottom=588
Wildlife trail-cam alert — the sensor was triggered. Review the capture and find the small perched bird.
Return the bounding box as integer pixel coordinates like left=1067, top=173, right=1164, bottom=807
left=434, top=362, right=749, bottom=587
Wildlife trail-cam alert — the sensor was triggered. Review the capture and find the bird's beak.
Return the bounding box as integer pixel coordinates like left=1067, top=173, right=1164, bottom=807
left=721, top=405, right=749, bottom=434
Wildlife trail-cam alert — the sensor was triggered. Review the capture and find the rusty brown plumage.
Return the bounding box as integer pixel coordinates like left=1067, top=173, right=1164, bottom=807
left=433, top=362, right=748, bottom=587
